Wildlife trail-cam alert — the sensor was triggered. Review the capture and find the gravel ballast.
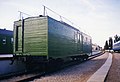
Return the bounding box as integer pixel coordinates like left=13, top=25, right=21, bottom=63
left=33, top=52, right=109, bottom=82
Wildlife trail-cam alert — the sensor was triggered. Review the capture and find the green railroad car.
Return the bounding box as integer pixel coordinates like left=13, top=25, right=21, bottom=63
left=13, top=16, right=92, bottom=62
left=0, top=29, right=13, bottom=54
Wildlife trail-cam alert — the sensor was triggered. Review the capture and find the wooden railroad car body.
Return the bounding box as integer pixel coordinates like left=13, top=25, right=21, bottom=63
left=13, top=16, right=92, bottom=62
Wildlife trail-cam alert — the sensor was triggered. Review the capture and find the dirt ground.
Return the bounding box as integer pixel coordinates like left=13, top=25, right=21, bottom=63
left=105, top=53, right=120, bottom=82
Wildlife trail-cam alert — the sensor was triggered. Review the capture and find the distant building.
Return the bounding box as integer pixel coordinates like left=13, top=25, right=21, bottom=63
left=92, top=44, right=102, bottom=51
left=0, top=29, right=13, bottom=54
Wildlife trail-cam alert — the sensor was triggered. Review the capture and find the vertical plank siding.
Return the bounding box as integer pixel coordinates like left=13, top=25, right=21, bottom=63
left=24, top=17, right=48, bottom=56
left=14, top=16, right=92, bottom=59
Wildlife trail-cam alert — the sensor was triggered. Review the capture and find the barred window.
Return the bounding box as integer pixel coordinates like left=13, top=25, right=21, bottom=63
left=11, top=38, right=13, bottom=43
left=3, top=37, right=6, bottom=44
left=74, top=32, right=77, bottom=43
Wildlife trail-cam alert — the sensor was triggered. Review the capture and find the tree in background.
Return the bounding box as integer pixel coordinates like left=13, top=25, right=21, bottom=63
left=109, top=37, right=113, bottom=50
left=104, top=40, right=109, bottom=50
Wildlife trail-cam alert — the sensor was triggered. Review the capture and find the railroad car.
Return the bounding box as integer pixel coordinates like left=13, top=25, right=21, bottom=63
left=13, top=16, right=92, bottom=64
left=0, top=29, right=13, bottom=54
left=113, top=41, right=120, bottom=52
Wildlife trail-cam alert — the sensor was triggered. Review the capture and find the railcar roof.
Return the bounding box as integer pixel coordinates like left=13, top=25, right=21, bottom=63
left=0, top=29, right=13, bottom=35
left=48, top=16, right=91, bottom=38
left=48, top=16, right=80, bottom=31
left=17, top=16, right=80, bottom=32
left=15, top=15, right=91, bottom=38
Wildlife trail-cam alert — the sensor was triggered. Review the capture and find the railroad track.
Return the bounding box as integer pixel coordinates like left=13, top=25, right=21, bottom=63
left=88, top=52, right=104, bottom=60
left=0, top=52, right=104, bottom=82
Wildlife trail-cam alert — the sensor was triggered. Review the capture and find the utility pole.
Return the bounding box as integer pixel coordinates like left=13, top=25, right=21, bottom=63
left=43, top=5, right=46, bottom=16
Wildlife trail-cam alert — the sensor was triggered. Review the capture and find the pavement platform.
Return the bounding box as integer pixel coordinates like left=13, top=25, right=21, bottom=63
left=87, top=53, right=112, bottom=82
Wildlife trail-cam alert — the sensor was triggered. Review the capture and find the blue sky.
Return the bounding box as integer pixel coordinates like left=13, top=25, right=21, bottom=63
left=0, top=0, right=120, bottom=47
